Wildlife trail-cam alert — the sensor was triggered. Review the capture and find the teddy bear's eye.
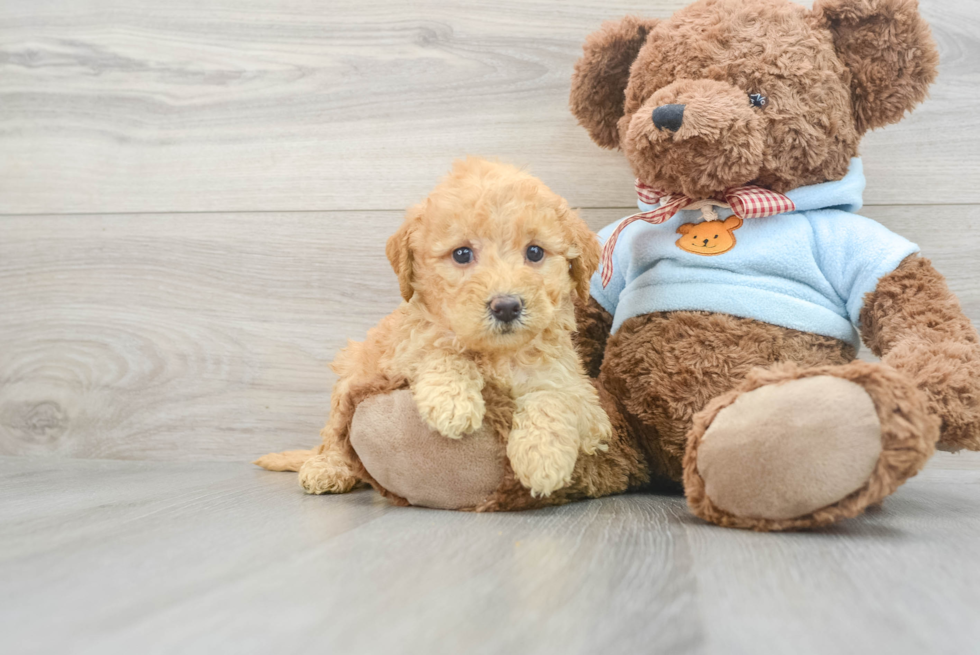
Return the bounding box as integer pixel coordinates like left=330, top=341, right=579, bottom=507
left=452, top=247, right=473, bottom=264
left=714, top=235, right=719, bottom=239
left=749, top=93, right=768, bottom=109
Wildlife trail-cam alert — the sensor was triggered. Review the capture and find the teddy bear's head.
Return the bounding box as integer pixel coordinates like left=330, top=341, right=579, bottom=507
left=570, top=0, right=938, bottom=199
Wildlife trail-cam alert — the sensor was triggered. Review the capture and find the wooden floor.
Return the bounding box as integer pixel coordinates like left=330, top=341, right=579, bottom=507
left=3, top=454, right=980, bottom=655
left=2, top=0, right=980, bottom=653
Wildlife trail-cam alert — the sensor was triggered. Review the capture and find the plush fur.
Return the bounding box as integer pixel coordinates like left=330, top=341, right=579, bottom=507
left=569, top=0, right=937, bottom=197
left=433, top=0, right=972, bottom=527
left=593, top=306, right=857, bottom=483
left=261, top=0, right=978, bottom=530
left=683, top=359, right=939, bottom=531
left=861, top=256, right=980, bottom=451
left=256, top=158, right=613, bottom=500
left=558, top=0, right=976, bottom=531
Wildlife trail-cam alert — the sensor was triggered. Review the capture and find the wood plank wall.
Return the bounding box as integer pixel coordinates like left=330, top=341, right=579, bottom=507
left=2, top=0, right=979, bottom=462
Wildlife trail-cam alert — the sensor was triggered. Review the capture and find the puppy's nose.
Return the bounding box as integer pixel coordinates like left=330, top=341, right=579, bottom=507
left=652, top=104, right=685, bottom=132
left=489, top=295, right=523, bottom=323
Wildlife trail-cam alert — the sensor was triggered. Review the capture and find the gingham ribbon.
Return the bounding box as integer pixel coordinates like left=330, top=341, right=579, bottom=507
left=599, top=180, right=796, bottom=287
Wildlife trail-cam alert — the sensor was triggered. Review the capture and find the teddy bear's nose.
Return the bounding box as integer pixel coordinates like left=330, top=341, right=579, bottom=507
left=652, top=104, right=686, bottom=132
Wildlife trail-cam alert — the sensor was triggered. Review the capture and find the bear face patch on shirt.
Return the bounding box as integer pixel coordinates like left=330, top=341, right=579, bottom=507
left=676, top=216, right=743, bottom=256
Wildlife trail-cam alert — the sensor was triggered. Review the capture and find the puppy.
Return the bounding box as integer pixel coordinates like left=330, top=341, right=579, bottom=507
left=261, top=158, right=611, bottom=498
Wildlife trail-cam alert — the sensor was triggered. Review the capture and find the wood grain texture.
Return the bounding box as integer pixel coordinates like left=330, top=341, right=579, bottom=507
left=0, top=212, right=401, bottom=461
left=0, top=205, right=977, bottom=462
left=2, top=2, right=979, bottom=650
left=0, top=0, right=978, bottom=214
left=1, top=456, right=978, bottom=655
left=2, top=206, right=978, bottom=462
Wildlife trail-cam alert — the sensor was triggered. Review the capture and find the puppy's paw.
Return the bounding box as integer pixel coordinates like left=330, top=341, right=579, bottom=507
left=298, top=451, right=358, bottom=494
left=507, top=430, right=578, bottom=497
left=580, top=404, right=613, bottom=456
left=414, top=385, right=486, bottom=439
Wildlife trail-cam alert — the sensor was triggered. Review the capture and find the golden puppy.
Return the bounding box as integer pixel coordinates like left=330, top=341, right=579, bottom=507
left=264, top=158, right=611, bottom=498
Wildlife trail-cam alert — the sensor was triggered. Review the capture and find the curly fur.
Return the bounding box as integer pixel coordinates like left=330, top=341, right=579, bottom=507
left=473, top=379, right=651, bottom=512
left=256, top=158, right=612, bottom=499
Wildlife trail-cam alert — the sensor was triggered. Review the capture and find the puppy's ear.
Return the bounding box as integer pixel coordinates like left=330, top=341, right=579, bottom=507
left=562, top=209, right=601, bottom=302
left=570, top=16, right=660, bottom=149
left=813, top=0, right=938, bottom=134
left=386, top=204, right=423, bottom=302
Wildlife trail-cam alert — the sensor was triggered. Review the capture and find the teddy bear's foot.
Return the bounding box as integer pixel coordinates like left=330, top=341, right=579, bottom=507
left=298, top=449, right=359, bottom=495
left=683, top=362, right=939, bottom=531
left=349, top=390, right=505, bottom=509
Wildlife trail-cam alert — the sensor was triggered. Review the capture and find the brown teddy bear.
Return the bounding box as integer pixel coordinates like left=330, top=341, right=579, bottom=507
left=277, top=0, right=980, bottom=529
left=562, top=0, right=980, bottom=530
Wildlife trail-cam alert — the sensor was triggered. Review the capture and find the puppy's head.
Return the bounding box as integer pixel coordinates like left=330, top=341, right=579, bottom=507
left=386, top=158, right=599, bottom=352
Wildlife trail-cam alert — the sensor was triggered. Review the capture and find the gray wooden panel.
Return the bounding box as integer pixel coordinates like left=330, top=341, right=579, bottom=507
left=1, top=456, right=978, bottom=655
left=0, top=0, right=978, bottom=215
left=1, top=206, right=978, bottom=462
left=0, top=212, right=403, bottom=461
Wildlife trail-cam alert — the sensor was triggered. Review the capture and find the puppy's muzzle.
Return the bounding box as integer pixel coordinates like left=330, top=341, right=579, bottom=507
left=488, top=295, right=523, bottom=324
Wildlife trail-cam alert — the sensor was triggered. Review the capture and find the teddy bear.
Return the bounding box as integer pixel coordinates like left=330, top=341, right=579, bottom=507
left=300, top=0, right=980, bottom=529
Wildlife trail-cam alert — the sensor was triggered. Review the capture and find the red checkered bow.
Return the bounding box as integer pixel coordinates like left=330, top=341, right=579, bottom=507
left=599, top=180, right=796, bottom=287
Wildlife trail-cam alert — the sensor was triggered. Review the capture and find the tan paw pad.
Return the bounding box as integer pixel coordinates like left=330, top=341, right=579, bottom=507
left=696, top=376, right=882, bottom=521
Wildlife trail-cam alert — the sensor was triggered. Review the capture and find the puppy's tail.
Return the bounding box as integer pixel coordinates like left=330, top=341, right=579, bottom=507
left=253, top=449, right=316, bottom=472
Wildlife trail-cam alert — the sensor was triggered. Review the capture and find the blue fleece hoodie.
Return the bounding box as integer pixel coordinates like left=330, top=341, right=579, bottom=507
left=589, top=159, right=918, bottom=350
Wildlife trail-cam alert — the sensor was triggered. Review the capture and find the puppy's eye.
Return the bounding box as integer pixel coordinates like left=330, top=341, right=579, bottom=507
left=452, top=247, right=473, bottom=264
left=526, top=245, right=545, bottom=262
left=749, top=93, right=768, bottom=109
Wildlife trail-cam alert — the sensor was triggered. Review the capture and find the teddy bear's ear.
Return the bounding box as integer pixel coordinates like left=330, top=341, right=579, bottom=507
left=677, top=224, right=693, bottom=235
left=570, top=16, right=660, bottom=149
left=386, top=203, right=423, bottom=302
left=812, top=0, right=939, bottom=134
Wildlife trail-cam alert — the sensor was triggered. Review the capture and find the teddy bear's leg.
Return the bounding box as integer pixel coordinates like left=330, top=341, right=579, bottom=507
left=349, top=389, right=506, bottom=509
left=598, top=311, right=857, bottom=485
left=344, top=381, right=650, bottom=512
left=684, top=361, right=939, bottom=531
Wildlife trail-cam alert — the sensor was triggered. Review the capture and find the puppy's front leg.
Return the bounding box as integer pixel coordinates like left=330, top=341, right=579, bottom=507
left=508, top=361, right=612, bottom=497
left=412, top=351, right=486, bottom=439
left=508, top=391, right=580, bottom=497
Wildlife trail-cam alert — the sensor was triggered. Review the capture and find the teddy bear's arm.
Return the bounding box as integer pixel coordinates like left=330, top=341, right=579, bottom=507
left=860, top=255, right=980, bottom=451
left=572, top=295, right=614, bottom=378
